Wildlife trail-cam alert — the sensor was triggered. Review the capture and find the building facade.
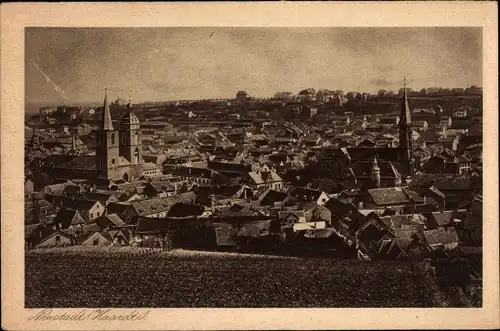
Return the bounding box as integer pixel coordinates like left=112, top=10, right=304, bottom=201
left=96, top=90, right=144, bottom=181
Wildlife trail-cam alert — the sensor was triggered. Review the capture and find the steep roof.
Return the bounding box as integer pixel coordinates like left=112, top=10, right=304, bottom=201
left=101, top=88, right=114, bottom=131
left=53, top=208, right=84, bottom=228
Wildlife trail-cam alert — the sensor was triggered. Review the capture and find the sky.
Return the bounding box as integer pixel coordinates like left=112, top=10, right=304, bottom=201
left=25, top=27, right=482, bottom=105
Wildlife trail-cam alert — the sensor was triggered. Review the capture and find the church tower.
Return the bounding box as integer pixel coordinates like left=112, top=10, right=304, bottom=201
left=95, top=88, right=120, bottom=179
left=371, top=155, right=381, bottom=188
left=399, top=79, right=414, bottom=176
left=119, top=97, right=142, bottom=165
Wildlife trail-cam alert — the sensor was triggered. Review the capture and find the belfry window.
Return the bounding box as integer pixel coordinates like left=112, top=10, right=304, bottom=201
left=134, top=132, right=139, bottom=145
left=111, top=133, right=115, bottom=145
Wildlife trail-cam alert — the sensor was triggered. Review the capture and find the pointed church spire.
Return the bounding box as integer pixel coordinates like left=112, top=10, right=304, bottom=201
left=399, top=78, right=414, bottom=176
left=400, top=77, right=411, bottom=126
left=101, top=87, right=114, bottom=131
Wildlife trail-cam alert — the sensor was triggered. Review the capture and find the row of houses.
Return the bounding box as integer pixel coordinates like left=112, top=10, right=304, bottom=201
left=26, top=182, right=482, bottom=267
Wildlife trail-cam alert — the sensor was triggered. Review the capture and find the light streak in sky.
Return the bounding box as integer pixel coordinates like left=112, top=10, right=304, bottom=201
left=28, top=59, right=70, bottom=101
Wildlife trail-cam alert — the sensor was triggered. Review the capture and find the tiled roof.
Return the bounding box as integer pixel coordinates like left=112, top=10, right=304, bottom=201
left=104, top=214, right=126, bottom=227
left=367, top=187, right=410, bottom=205
left=131, top=192, right=196, bottom=216
left=423, top=227, right=459, bottom=246
left=248, top=172, right=264, bottom=185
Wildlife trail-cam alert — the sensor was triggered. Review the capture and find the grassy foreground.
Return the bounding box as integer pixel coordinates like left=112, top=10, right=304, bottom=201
left=25, top=248, right=447, bottom=308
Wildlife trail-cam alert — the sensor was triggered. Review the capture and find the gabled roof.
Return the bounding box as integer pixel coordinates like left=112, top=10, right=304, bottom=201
left=39, top=231, right=73, bottom=244
left=367, top=187, right=410, bottom=206
left=53, top=208, right=84, bottom=228
left=81, top=191, right=116, bottom=204
left=98, top=213, right=126, bottom=227
left=423, top=227, right=459, bottom=246
left=248, top=171, right=264, bottom=185
left=106, top=202, right=131, bottom=216
left=258, top=188, right=289, bottom=206
left=131, top=192, right=196, bottom=216
left=62, top=199, right=103, bottom=212
left=379, top=214, right=425, bottom=229
left=424, top=211, right=453, bottom=228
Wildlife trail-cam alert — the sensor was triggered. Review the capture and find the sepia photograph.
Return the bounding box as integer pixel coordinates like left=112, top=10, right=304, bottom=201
left=23, top=26, right=485, bottom=308
left=1, top=2, right=498, bottom=330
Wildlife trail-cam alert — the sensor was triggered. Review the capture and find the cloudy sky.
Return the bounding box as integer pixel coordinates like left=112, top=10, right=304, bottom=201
left=25, top=27, right=482, bottom=105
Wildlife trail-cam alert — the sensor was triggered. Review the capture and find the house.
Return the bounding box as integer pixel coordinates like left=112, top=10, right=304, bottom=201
left=278, top=210, right=307, bottom=227
left=141, top=162, right=162, bottom=179
left=304, top=204, right=332, bottom=225
left=259, top=171, right=283, bottom=190
left=143, top=181, right=175, bottom=198
left=423, top=154, right=471, bottom=175
left=443, top=156, right=472, bottom=175
left=362, top=187, right=425, bottom=210
left=423, top=227, right=459, bottom=251
left=95, top=213, right=126, bottom=230
left=257, top=188, right=291, bottom=207
left=37, top=231, right=73, bottom=248
left=63, top=223, right=101, bottom=244
left=170, top=166, right=214, bottom=185
left=52, top=208, right=86, bottom=230
left=62, top=185, right=84, bottom=197
left=106, top=202, right=135, bottom=223
left=127, top=192, right=197, bottom=219
left=248, top=171, right=265, bottom=189
left=80, top=191, right=119, bottom=206
left=61, top=199, right=105, bottom=223
left=80, top=231, right=113, bottom=246
left=288, top=186, right=329, bottom=205
left=425, top=186, right=446, bottom=209
left=458, top=196, right=482, bottom=246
